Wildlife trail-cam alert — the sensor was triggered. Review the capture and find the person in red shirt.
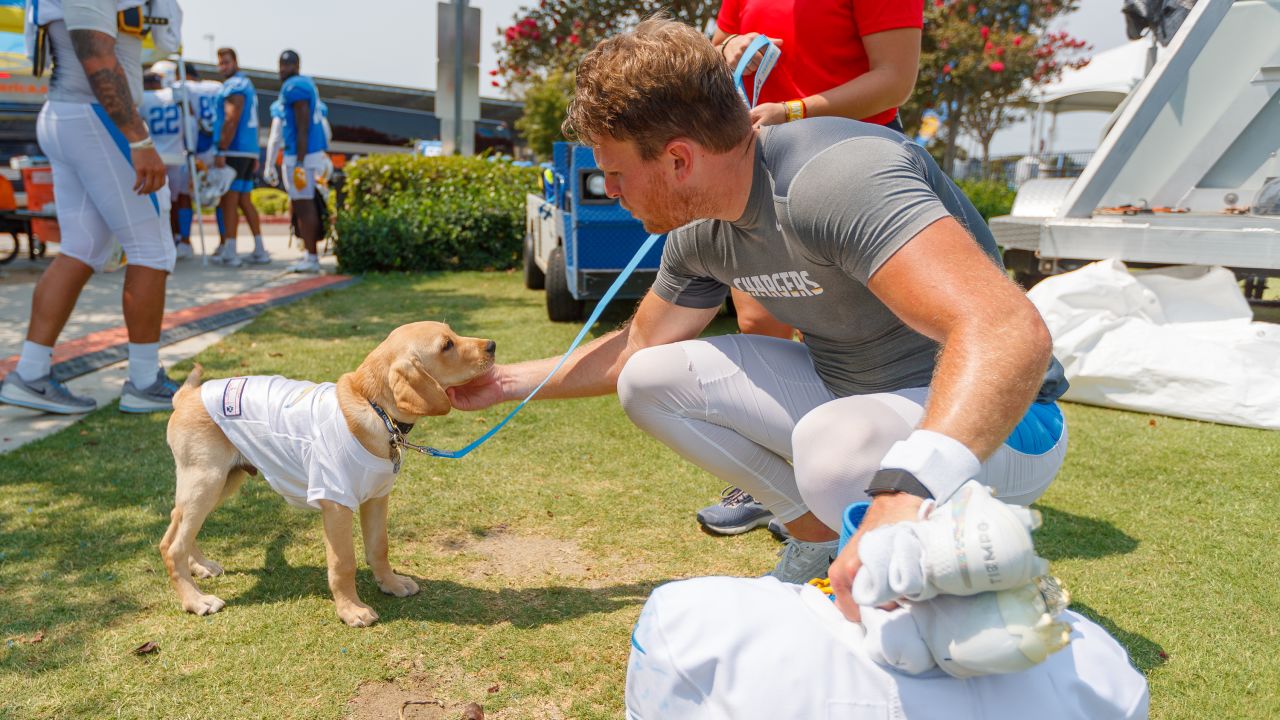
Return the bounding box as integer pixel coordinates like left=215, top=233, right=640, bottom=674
left=696, top=0, right=923, bottom=537
left=713, top=0, right=922, bottom=131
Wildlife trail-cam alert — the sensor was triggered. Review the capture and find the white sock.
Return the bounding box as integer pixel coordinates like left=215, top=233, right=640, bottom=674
left=853, top=525, right=931, bottom=606
left=128, top=342, right=160, bottom=388
left=224, top=237, right=237, bottom=256
left=16, top=340, right=53, bottom=381
left=254, top=234, right=265, bottom=253
left=852, top=526, right=902, bottom=606
left=306, top=252, right=318, bottom=262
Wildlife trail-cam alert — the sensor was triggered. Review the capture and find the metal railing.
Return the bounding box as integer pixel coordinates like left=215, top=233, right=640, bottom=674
left=950, top=150, right=1096, bottom=185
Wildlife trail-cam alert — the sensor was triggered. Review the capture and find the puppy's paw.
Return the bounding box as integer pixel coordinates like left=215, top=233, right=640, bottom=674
left=189, top=557, right=224, bottom=578
left=337, top=601, right=379, bottom=628
left=183, top=593, right=226, bottom=616
left=377, top=573, right=420, bottom=598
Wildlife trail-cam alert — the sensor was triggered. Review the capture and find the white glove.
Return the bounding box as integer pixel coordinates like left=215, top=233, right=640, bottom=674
left=854, top=481, right=1048, bottom=607
left=263, top=164, right=279, bottom=187
left=911, top=576, right=1072, bottom=678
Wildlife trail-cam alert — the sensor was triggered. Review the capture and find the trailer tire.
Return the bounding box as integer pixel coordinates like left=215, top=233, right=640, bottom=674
left=1013, top=270, right=1048, bottom=290
left=546, top=246, right=583, bottom=322
left=523, top=232, right=545, bottom=290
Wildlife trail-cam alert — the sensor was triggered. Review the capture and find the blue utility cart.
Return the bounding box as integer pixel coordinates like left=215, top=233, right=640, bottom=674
left=524, top=142, right=664, bottom=322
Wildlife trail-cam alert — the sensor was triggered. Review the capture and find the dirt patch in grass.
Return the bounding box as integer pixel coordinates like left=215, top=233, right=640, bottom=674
left=429, top=525, right=658, bottom=587
left=346, top=673, right=452, bottom=719
left=466, top=528, right=589, bottom=582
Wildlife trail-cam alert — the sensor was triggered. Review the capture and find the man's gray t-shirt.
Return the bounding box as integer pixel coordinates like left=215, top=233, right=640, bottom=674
left=652, top=117, right=1065, bottom=401
left=47, top=0, right=144, bottom=106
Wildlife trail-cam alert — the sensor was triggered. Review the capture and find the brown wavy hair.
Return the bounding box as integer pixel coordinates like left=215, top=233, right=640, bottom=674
left=563, top=17, right=752, bottom=160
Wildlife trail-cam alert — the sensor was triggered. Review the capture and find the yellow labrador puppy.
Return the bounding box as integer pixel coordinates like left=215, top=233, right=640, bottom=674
left=161, top=321, right=495, bottom=627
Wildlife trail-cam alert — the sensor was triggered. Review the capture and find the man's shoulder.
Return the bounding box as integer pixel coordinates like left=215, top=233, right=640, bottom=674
left=667, top=218, right=722, bottom=247
left=223, top=74, right=254, bottom=94
left=761, top=118, right=916, bottom=197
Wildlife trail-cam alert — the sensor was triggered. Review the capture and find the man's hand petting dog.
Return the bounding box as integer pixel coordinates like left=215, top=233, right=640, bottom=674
left=161, top=322, right=495, bottom=627
left=446, top=366, right=509, bottom=411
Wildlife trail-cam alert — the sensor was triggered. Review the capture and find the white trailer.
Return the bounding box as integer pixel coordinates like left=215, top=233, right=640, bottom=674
left=992, top=0, right=1280, bottom=302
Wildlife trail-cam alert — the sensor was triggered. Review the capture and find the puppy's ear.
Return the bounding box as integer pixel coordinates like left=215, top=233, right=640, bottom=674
left=389, top=358, right=451, bottom=417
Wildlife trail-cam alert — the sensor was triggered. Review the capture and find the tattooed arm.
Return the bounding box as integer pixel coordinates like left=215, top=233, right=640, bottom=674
left=69, top=29, right=165, bottom=194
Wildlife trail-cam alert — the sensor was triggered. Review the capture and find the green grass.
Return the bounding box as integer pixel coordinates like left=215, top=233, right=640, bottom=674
left=2, top=271, right=1278, bottom=719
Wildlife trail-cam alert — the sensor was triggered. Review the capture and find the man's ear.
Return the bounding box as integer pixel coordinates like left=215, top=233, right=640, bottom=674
left=388, top=359, right=451, bottom=417
left=665, top=139, right=696, bottom=181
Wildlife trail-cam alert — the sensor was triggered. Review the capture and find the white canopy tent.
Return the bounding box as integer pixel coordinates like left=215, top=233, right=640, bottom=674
left=1025, top=39, right=1162, bottom=154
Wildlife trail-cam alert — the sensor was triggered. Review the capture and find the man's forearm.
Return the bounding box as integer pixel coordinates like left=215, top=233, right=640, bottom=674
left=919, top=310, right=1052, bottom=459
left=500, top=326, right=636, bottom=402
left=70, top=30, right=146, bottom=141
left=292, top=101, right=309, bottom=161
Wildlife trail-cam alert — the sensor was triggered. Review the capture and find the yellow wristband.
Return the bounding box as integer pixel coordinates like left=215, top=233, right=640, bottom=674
left=784, top=99, right=807, bottom=122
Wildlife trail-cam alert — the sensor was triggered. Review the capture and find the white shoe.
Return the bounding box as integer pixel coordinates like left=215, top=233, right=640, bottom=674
left=912, top=576, right=1073, bottom=678
left=287, top=257, right=322, bottom=274
left=175, top=242, right=194, bottom=260
left=854, top=481, right=1047, bottom=606
left=211, top=243, right=243, bottom=268
left=247, top=248, right=272, bottom=265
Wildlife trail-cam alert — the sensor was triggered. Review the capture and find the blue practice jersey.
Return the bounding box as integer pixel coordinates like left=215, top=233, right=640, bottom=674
left=271, top=97, right=328, bottom=121
left=279, top=75, right=328, bottom=156
left=214, top=72, right=259, bottom=157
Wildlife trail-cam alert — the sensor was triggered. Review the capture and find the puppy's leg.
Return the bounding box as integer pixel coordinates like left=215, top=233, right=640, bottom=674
left=320, top=500, right=378, bottom=627
left=359, top=496, right=419, bottom=598
left=160, top=465, right=231, bottom=616
left=188, top=470, right=248, bottom=578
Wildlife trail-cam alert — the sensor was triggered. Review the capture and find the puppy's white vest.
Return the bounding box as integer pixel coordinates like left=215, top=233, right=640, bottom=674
left=201, top=376, right=396, bottom=511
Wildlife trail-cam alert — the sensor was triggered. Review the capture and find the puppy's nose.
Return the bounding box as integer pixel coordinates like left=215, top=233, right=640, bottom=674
left=485, top=340, right=496, bottom=356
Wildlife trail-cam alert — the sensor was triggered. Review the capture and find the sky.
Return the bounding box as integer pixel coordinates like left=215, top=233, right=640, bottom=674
left=180, top=0, right=1137, bottom=156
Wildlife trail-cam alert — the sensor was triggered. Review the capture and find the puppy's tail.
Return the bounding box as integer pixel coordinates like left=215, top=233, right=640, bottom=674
left=174, top=363, right=204, bottom=404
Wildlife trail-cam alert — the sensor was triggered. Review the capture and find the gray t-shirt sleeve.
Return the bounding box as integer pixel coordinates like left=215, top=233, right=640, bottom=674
left=785, top=136, right=952, bottom=284
left=63, top=0, right=119, bottom=35
left=650, top=221, right=729, bottom=309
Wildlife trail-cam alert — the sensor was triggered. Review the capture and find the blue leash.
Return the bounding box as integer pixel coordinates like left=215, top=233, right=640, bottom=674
left=418, top=232, right=665, bottom=459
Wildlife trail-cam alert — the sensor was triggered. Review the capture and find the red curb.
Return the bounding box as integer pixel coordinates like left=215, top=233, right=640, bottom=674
left=0, top=274, right=351, bottom=376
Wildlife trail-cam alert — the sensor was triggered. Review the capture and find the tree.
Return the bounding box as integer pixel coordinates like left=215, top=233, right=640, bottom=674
left=515, top=69, right=576, bottom=159
left=494, top=1, right=718, bottom=91
left=493, top=0, right=719, bottom=158
left=906, top=0, right=1091, bottom=174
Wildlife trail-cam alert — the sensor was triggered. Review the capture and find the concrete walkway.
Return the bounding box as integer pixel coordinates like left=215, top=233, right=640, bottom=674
left=0, top=221, right=352, bottom=453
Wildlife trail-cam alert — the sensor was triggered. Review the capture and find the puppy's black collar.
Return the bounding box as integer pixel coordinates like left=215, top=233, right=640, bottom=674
left=368, top=400, right=434, bottom=473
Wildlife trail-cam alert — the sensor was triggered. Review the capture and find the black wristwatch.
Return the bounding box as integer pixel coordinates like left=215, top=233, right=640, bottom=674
left=866, top=468, right=933, bottom=499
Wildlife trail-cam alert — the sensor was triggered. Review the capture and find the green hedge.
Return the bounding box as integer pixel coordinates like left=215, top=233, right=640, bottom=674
left=956, top=179, right=1016, bottom=222
left=250, top=187, right=290, bottom=216
left=335, top=155, right=541, bottom=273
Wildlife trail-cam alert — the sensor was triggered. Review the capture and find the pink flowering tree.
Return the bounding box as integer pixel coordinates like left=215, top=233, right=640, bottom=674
left=494, top=1, right=718, bottom=158
left=906, top=0, right=1091, bottom=174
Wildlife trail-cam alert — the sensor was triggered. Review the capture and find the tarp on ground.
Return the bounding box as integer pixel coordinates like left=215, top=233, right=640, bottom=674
left=1027, top=259, right=1280, bottom=430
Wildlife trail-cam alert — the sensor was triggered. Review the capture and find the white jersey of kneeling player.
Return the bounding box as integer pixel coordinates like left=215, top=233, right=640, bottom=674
left=626, top=576, right=1150, bottom=720
left=140, top=87, right=186, bottom=165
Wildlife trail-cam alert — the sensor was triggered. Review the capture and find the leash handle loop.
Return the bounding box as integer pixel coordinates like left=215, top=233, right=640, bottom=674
left=732, top=34, right=779, bottom=109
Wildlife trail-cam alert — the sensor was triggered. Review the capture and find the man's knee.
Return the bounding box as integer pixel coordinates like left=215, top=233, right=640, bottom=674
left=617, top=344, right=691, bottom=423
left=792, top=399, right=908, bottom=497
